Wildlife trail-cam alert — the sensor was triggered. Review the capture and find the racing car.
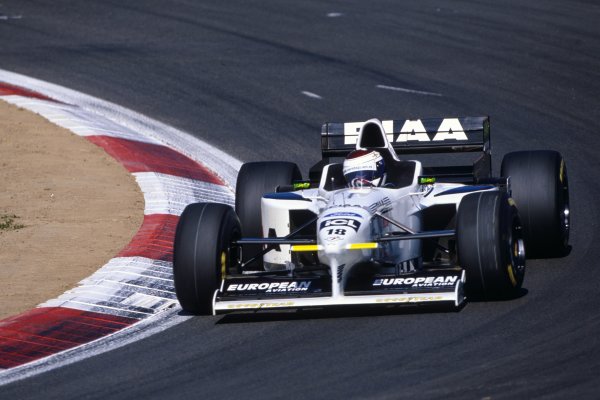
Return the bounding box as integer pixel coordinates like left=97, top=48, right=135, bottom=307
left=173, top=116, right=570, bottom=315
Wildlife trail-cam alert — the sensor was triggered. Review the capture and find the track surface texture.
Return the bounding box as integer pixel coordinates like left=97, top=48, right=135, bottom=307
left=1, top=1, right=599, bottom=399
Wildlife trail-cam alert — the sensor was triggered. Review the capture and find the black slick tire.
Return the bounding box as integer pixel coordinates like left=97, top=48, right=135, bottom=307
left=173, top=202, right=241, bottom=315
left=457, top=191, right=526, bottom=299
left=501, top=150, right=570, bottom=257
left=235, top=162, right=301, bottom=267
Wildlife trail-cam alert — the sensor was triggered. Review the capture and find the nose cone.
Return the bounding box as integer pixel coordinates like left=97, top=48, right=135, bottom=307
left=317, top=208, right=372, bottom=265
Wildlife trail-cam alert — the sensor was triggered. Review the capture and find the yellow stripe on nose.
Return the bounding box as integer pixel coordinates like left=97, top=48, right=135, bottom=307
left=290, top=245, right=322, bottom=252
left=345, top=243, right=378, bottom=250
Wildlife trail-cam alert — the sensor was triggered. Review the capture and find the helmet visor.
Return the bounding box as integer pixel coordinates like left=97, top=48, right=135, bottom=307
left=345, top=170, right=380, bottom=188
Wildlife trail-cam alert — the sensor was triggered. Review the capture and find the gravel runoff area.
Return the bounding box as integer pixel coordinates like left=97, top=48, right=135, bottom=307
left=0, top=100, right=144, bottom=320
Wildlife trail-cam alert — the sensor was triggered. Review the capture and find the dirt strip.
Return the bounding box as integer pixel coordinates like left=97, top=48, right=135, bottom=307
left=0, top=100, right=144, bottom=320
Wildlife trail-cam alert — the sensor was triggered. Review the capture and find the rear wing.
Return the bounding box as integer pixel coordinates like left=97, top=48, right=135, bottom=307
left=316, top=116, right=491, bottom=183
left=321, top=116, right=490, bottom=157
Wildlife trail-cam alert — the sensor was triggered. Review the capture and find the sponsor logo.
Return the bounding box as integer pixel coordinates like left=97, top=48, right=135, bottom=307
left=227, top=281, right=311, bottom=293
left=418, top=176, right=436, bottom=185
left=324, top=234, right=345, bottom=242
left=227, top=302, right=295, bottom=309
left=293, top=181, right=311, bottom=190
left=369, top=197, right=392, bottom=213
left=319, top=218, right=362, bottom=232
left=343, top=120, right=394, bottom=145
left=323, top=212, right=363, bottom=219
left=373, top=276, right=459, bottom=288
left=396, top=119, right=467, bottom=142
left=375, top=296, right=445, bottom=303
left=344, top=118, right=468, bottom=145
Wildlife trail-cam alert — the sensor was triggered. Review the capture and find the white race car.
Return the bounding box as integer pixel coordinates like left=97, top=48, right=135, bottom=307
left=173, top=117, right=570, bottom=315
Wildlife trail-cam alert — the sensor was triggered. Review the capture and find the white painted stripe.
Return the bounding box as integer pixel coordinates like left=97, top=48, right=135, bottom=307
left=326, top=12, right=343, bottom=17
left=87, top=269, right=173, bottom=282
left=121, top=292, right=172, bottom=309
left=80, top=277, right=174, bottom=294
left=64, top=281, right=176, bottom=301
left=0, top=95, right=161, bottom=144
left=376, top=84, right=443, bottom=97
left=301, top=91, right=323, bottom=99
left=107, top=256, right=172, bottom=270
left=42, top=297, right=157, bottom=314
left=79, top=256, right=173, bottom=281
left=59, top=286, right=175, bottom=303
left=42, top=295, right=175, bottom=316
left=134, top=172, right=234, bottom=216
left=99, top=264, right=172, bottom=278
left=60, top=288, right=129, bottom=302
left=0, top=15, right=22, bottom=20
left=38, top=257, right=177, bottom=317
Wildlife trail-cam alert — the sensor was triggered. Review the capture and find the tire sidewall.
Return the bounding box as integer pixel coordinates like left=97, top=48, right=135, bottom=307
left=173, top=203, right=240, bottom=314
left=501, top=150, right=569, bottom=257
left=457, top=191, right=525, bottom=298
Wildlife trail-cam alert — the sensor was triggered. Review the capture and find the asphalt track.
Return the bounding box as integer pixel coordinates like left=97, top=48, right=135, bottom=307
left=1, top=1, right=599, bottom=398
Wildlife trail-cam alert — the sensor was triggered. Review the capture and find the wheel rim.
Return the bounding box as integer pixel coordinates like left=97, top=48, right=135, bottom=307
left=220, top=251, right=227, bottom=278
left=562, top=200, right=570, bottom=244
left=561, top=183, right=570, bottom=246
left=559, top=159, right=570, bottom=247
left=508, top=218, right=526, bottom=287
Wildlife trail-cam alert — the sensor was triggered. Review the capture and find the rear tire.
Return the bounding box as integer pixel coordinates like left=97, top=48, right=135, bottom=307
left=457, top=191, right=526, bottom=298
left=235, top=162, right=301, bottom=267
left=173, top=202, right=241, bottom=315
left=501, top=150, right=569, bottom=257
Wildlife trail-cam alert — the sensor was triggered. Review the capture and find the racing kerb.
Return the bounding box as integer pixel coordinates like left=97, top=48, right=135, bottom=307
left=0, top=69, right=241, bottom=381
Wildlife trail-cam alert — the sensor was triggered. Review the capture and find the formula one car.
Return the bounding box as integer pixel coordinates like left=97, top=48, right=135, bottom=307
left=173, top=116, right=570, bottom=315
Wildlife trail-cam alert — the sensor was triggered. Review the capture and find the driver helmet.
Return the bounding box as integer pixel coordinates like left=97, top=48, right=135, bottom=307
left=343, top=149, right=386, bottom=188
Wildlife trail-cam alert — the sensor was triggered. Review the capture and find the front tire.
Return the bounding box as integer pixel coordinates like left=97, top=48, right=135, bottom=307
left=457, top=191, right=526, bottom=298
left=501, top=150, right=569, bottom=257
left=173, top=202, right=241, bottom=315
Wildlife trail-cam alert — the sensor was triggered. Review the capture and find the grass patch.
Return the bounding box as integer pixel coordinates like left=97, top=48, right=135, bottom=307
left=0, top=214, right=25, bottom=231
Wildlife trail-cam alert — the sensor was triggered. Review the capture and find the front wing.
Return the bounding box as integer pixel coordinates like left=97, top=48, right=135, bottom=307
left=212, top=269, right=465, bottom=314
